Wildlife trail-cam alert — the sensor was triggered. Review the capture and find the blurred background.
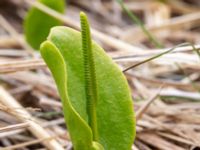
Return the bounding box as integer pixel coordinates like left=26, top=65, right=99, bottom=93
left=0, top=0, right=200, bottom=150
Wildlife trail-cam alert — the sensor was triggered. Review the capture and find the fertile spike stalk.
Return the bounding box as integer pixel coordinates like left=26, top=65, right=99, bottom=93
left=80, top=12, right=99, bottom=141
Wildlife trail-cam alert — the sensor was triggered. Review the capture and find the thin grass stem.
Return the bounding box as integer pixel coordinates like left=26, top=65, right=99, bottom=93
left=116, top=0, right=164, bottom=48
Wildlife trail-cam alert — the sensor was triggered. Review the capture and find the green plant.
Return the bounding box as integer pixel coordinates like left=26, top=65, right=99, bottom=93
left=40, top=12, right=135, bottom=150
left=24, top=0, right=65, bottom=49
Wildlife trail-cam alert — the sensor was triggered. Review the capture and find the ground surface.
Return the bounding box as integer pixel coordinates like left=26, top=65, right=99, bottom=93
left=0, top=0, right=200, bottom=150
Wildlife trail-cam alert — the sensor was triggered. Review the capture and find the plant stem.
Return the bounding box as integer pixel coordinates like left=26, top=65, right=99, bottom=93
left=80, top=12, right=99, bottom=141
left=123, top=43, right=189, bottom=72
left=116, top=0, right=164, bottom=48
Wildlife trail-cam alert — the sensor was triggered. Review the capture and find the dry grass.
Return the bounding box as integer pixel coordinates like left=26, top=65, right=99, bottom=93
left=0, top=0, right=200, bottom=149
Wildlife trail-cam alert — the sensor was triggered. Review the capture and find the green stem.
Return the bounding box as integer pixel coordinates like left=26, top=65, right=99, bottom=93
left=80, top=12, right=99, bottom=141
left=116, top=0, right=164, bottom=48
left=123, top=43, right=189, bottom=72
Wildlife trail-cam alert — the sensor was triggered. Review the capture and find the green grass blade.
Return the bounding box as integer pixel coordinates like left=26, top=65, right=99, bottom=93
left=123, top=43, right=189, bottom=72
left=116, top=0, right=164, bottom=48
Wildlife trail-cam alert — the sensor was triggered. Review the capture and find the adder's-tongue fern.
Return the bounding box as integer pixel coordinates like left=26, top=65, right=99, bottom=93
left=80, top=12, right=99, bottom=141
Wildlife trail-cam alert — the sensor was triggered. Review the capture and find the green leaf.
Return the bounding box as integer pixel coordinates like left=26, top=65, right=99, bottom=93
left=24, top=0, right=65, bottom=50
left=40, top=26, right=136, bottom=149
left=40, top=41, right=101, bottom=150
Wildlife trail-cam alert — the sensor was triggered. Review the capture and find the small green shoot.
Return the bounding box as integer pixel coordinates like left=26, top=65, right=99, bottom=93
left=40, top=12, right=135, bottom=150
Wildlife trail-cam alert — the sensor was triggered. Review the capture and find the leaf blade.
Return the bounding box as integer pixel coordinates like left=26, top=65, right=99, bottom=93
left=47, top=26, right=136, bottom=150
left=24, top=0, right=65, bottom=49
left=40, top=41, right=96, bottom=150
